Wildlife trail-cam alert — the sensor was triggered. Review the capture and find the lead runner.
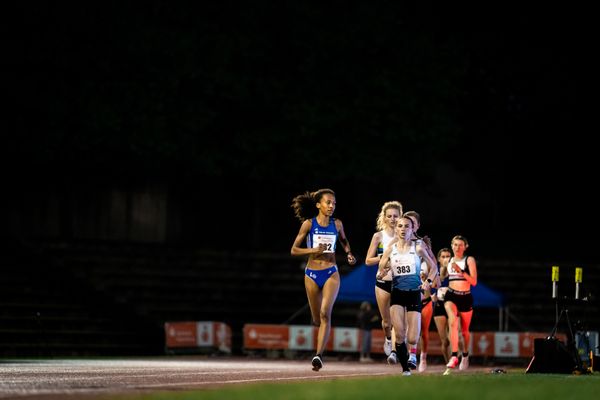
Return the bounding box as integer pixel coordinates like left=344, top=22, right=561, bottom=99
left=290, top=188, right=356, bottom=371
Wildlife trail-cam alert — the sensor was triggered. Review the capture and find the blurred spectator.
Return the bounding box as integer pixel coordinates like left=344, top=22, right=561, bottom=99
left=357, top=301, right=379, bottom=362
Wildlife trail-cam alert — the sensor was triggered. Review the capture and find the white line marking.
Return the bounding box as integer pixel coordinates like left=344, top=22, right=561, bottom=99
left=131, top=372, right=394, bottom=388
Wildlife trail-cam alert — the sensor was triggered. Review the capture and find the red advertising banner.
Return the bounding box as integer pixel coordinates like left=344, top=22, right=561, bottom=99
left=213, top=322, right=233, bottom=353
left=333, top=327, right=359, bottom=352
left=371, top=329, right=386, bottom=353
left=165, top=321, right=232, bottom=353
left=165, top=322, right=197, bottom=348
left=288, top=325, right=314, bottom=350
left=244, top=324, right=290, bottom=349
left=243, top=323, right=562, bottom=358
left=472, top=332, right=495, bottom=356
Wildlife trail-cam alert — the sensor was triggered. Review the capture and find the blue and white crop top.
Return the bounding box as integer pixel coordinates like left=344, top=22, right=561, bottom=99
left=389, top=241, right=421, bottom=290
left=306, top=217, right=338, bottom=253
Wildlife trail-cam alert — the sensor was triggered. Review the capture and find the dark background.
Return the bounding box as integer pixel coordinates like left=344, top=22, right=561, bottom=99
left=4, top=2, right=598, bottom=263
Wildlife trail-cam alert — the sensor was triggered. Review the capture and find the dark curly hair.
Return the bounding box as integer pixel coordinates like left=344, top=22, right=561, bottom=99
left=291, top=188, right=335, bottom=222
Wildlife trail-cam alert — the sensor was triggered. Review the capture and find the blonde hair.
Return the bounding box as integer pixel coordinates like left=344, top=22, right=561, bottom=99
left=375, top=201, right=403, bottom=231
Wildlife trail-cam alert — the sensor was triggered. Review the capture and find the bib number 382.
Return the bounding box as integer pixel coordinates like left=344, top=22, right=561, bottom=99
left=313, top=234, right=336, bottom=253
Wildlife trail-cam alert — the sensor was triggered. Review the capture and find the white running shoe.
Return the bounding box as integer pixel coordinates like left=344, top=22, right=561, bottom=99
left=383, top=337, right=393, bottom=356
left=402, top=370, right=412, bottom=376
left=418, top=356, right=427, bottom=372
left=459, top=355, right=469, bottom=370
left=311, top=355, right=323, bottom=371
left=387, top=351, right=398, bottom=365
left=446, top=355, right=459, bottom=369
left=407, top=353, right=417, bottom=370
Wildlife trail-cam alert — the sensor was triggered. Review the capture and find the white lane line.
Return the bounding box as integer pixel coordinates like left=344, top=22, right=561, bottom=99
left=129, top=372, right=395, bottom=388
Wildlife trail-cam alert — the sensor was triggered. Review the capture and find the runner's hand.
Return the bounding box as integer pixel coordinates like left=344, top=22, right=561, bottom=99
left=347, top=252, right=356, bottom=265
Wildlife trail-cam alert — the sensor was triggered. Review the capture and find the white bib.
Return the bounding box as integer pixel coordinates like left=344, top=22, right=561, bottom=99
left=312, top=234, right=336, bottom=253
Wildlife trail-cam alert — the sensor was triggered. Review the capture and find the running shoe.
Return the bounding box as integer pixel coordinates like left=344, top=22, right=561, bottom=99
left=387, top=351, right=398, bottom=365
left=446, top=355, right=459, bottom=369
left=383, top=337, right=393, bottom=356
left=311, top=355, right=323, bottom=371
left=402, top=370, right=412, bottom=376
left=407, top=353, right=417, bottom=370
left=459, top=355, right=469, bottom=371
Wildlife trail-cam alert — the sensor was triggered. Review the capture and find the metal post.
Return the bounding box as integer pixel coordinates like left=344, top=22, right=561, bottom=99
left=552, top=265, right=560, bottom=327
left=551, top=265, right=559, bottom=299
left=575, top=267, right=582, bottom=300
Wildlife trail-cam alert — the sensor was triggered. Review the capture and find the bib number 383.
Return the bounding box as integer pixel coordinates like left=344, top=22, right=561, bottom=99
left=394, top=264, right=412, bottom=275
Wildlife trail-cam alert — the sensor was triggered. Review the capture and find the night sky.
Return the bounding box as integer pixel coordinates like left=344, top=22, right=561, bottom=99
left=5, top=3, right=598, bottom=262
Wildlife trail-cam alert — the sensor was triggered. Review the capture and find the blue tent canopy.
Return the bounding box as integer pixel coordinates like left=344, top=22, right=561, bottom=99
left=337, top=264, right=377, bottom=304
left=471, top=279, right=504, bottom=307
left=337, top=263, right=504, bottom=308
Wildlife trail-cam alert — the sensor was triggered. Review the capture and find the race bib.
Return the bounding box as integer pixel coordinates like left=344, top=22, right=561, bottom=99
left=313, top=234, right=336, bottom=253
left=392, top=264, right=413, bottom=276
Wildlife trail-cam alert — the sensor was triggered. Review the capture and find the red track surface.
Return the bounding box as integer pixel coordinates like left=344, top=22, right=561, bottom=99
left=0, top=357, right=494, bottom=399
